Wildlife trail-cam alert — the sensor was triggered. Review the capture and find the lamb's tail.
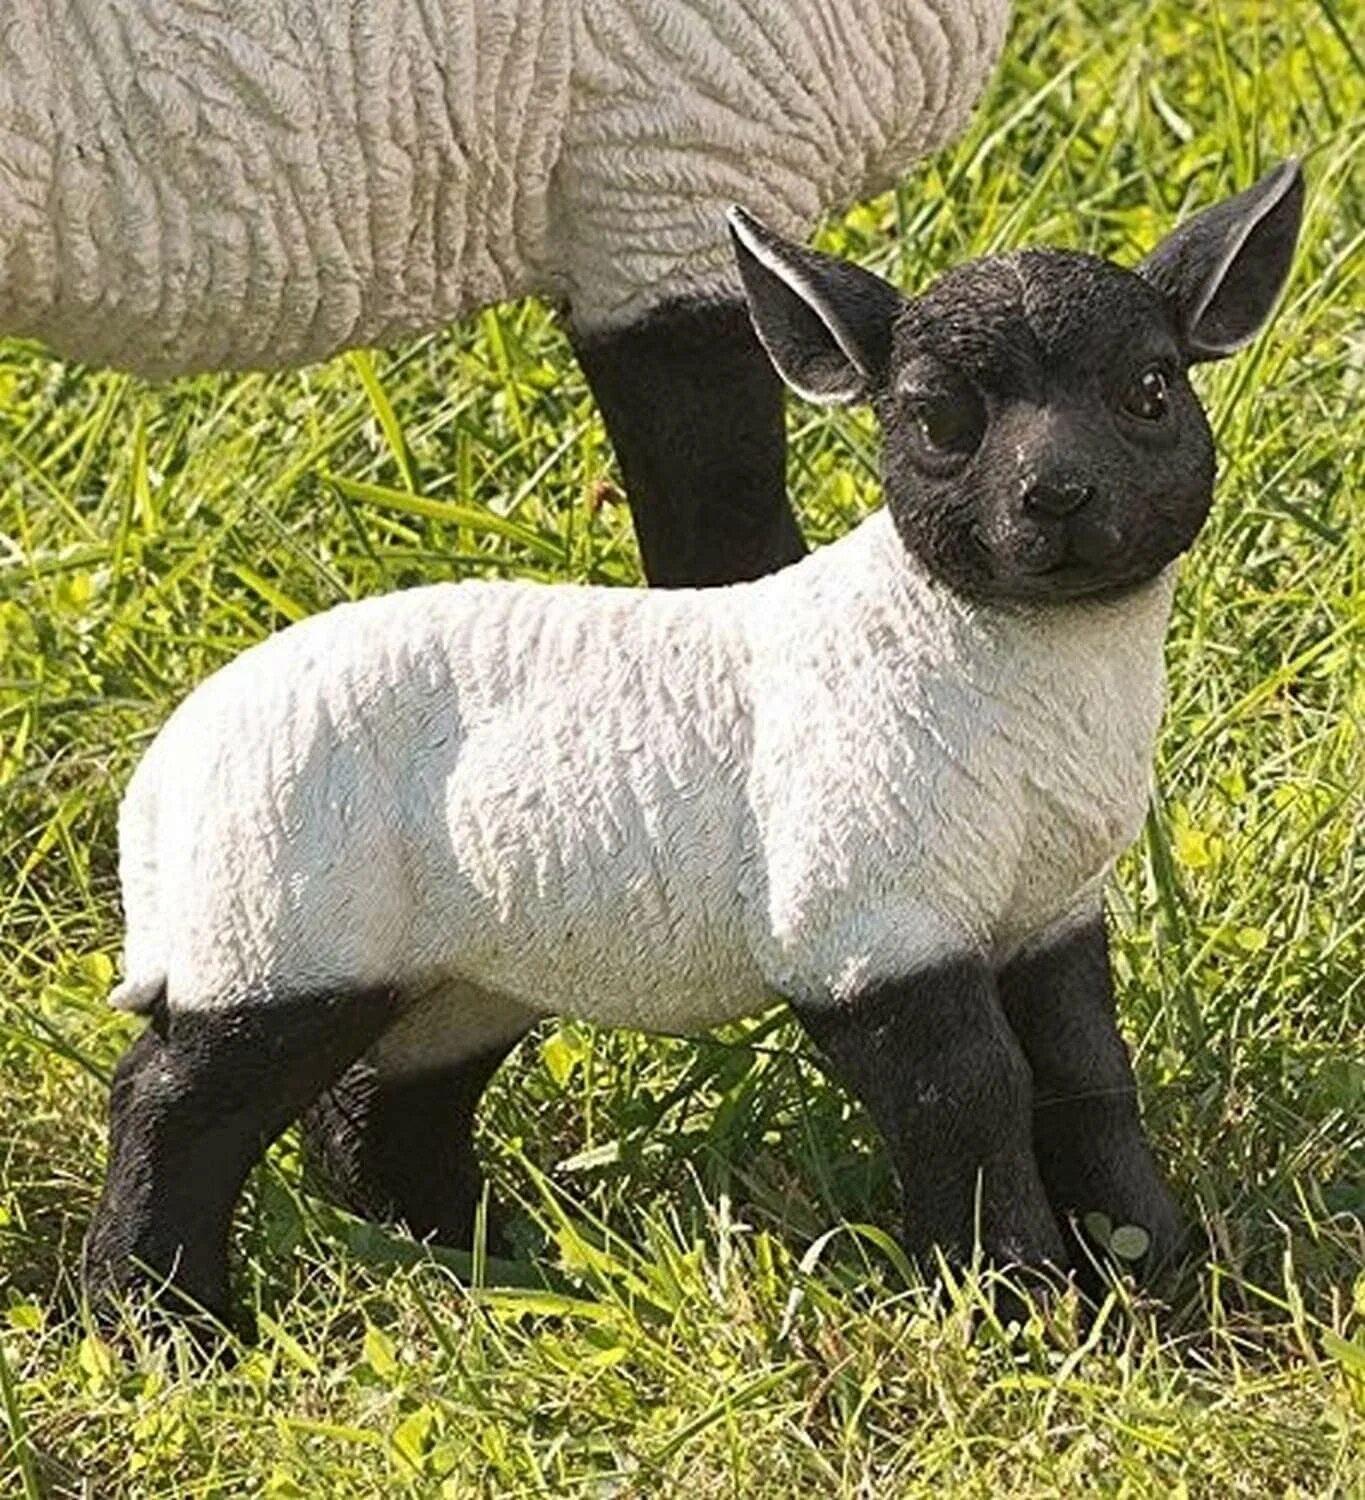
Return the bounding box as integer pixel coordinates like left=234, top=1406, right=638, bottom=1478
left=112, top=745, right=167, bottom=1016
left=109, top=970, right=166, bottom=1015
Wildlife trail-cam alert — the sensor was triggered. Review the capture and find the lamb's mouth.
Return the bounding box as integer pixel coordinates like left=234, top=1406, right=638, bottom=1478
left=961, top=522, right=1166, bottom=602
left=1012, top=553, right=1171, bottom=602
left=992, top=533, right=1171, bottom=600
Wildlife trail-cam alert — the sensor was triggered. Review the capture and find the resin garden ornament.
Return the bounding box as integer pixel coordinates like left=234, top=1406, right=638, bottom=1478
left=82, top=160, right=1304, bottom=1329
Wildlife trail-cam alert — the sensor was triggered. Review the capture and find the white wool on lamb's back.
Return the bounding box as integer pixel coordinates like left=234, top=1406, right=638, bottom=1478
left=0, top=0, right=1007, bottom=374
left=115, top=509, right=1173, bottom=1031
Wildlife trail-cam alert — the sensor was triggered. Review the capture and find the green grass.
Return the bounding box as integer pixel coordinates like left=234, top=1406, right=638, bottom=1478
left=2, top=0, right=1363, bottom=1493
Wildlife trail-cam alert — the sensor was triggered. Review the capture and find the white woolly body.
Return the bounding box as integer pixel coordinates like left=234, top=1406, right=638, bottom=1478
left=115, top=509, right=1174, bottom=1059
left=0, top=0, right=1007, bottom=374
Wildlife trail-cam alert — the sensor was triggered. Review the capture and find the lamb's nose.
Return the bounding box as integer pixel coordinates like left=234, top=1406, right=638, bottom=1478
left=1022, top=479, right=1094, bottom=518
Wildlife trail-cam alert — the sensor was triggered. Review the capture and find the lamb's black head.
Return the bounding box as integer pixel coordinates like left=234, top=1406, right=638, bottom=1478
left=729, top=162, right=1304, bottom=603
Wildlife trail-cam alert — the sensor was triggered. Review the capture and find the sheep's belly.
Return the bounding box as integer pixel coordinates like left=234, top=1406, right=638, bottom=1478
left=427, top=875, right=776, bottom=1035
left=474, top=936, right=777, bottom=1036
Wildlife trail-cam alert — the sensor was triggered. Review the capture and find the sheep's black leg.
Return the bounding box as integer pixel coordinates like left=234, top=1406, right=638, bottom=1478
left=791, top=958, right=1067, bottom=1279
left=83, top=988, right=395, bottom=1325
left=301, top=1033, right=526, bottom=1249
left=998, top=913, right=1187, bottom=1292
left=571, top=296, right=807, bottom=587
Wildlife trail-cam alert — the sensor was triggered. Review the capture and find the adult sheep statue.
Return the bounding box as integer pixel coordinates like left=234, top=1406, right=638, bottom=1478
left=0, top=0, right=1009, bottom=586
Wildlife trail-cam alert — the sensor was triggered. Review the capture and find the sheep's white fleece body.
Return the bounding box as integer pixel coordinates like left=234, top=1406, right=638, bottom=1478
left=115, top=509, right=1174, bottom=1055
left=0, top=0, right=1007, bottom=374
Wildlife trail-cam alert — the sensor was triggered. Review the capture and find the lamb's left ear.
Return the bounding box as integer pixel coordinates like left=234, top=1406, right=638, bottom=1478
left=727, top=207, right=904, bottom=405
left=1138, top=160, right=1305, bottom=362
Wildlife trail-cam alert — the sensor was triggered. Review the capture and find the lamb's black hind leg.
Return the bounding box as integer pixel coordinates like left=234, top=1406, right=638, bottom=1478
left=83, top=988, right=395, bottom=1325
left=301, top=1033, right=526, bottom=1249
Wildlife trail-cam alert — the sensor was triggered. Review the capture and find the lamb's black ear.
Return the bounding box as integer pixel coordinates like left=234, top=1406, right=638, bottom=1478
left=1138, top=160, right=1305, bottom=362
left=727, top=207, right=904, bottom=405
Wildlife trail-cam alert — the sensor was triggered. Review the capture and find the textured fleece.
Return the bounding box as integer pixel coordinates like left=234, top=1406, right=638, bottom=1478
left=113, top=508, right=1174, bottom=1054
left=0, top=0, right=1007, bottom=374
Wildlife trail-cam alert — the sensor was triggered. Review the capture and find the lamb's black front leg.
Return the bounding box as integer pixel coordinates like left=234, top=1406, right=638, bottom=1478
left=571, top=297, right=807, bottom=587
left=998, top=911, right=1187, bottom=1292
left=792, top=957, right=1067, bottom=1278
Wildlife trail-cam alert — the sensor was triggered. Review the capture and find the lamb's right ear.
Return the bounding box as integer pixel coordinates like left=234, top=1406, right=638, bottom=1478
left=727, top=207, right=904, bottom=405
left=1138, top=160, right=1305, bottom=361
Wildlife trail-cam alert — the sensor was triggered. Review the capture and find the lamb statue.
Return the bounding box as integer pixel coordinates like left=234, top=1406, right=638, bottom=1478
left=81, top=160, right=1305, bottom=1328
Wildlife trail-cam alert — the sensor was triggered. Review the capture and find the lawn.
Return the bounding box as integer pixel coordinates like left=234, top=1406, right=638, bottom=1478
left=1, top=0, right=1362, bottom=1494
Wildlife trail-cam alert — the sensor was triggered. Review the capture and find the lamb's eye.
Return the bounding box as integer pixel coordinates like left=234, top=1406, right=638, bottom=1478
left=1121, top=366, right=1170, bottom=422
left=909, top=391, right=984, bottom=460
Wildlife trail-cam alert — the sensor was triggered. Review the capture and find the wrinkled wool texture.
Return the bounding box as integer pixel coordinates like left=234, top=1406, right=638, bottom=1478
left=0, top=0, right=1007, bottom=374
left=115, top=509, right=1174, bottom=1058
